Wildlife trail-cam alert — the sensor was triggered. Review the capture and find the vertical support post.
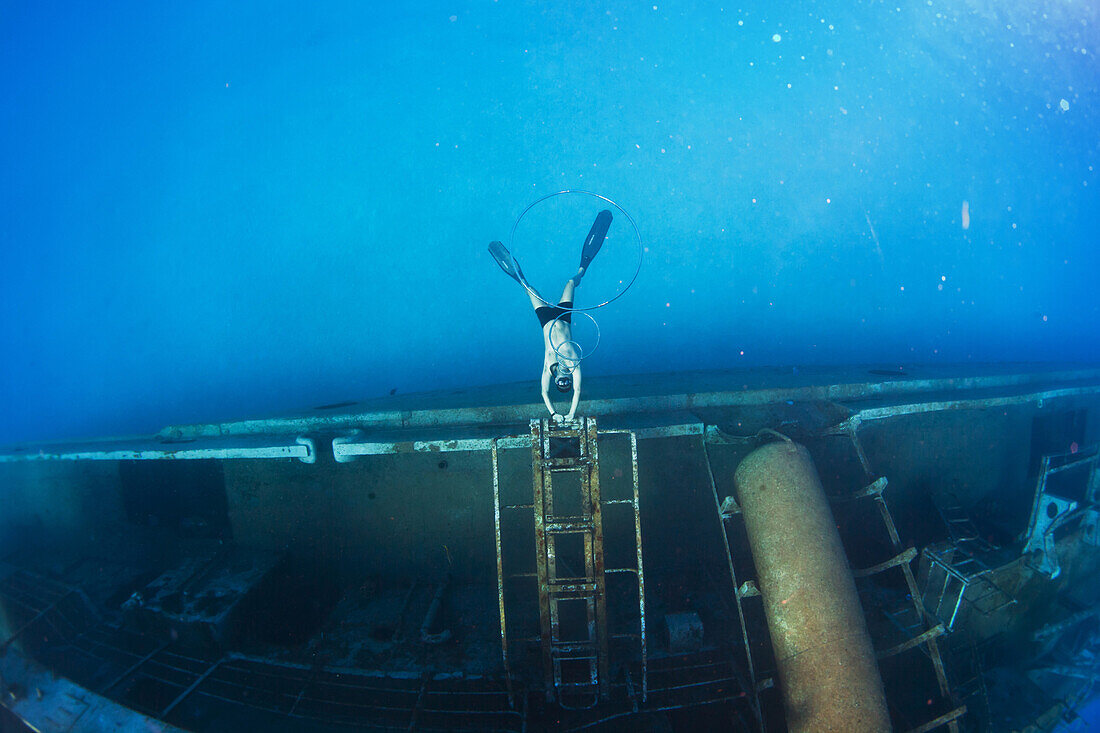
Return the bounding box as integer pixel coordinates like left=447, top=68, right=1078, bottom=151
left=531, top=420, right=555, bottom=700
left=629, top=430, right=648, bottom=701
left=586, top=418, right=610, bottom=699
left=490, top=440, right=514, bottom=705
left=703, top=437, right=763, bottom=730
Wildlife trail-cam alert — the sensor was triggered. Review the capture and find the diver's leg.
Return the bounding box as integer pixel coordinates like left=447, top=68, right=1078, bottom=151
left=527, top=284, right=549, bottom=311
left=559, top=276, right=577, bottom=305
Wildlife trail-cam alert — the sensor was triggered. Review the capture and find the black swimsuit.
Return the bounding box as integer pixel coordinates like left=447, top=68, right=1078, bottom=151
left=535, top=300, right=573, bottom=328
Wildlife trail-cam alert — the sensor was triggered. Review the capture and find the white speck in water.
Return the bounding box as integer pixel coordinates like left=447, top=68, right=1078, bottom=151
left=1060, top=98, right=1070, bottom=111
left=772, top=33, right=782, bottom=42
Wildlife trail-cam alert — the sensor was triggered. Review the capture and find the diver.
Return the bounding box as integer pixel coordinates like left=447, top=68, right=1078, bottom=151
left=489, top=210, right=612, bottom=423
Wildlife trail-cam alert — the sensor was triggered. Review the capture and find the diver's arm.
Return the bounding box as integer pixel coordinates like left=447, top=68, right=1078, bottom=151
left=541, top=364, right=556, bottom=416
left=565, top=367, right=581, bottom=421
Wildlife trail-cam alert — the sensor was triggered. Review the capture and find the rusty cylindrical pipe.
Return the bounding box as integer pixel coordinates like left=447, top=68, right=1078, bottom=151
left=734, top=440, right=890, bottom=733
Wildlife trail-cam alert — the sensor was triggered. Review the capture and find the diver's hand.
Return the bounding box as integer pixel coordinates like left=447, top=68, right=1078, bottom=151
left=552, top=412, right=566, bottom=425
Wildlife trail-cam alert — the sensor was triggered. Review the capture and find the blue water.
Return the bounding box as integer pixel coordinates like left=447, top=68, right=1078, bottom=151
left=1, top=1, right=1097, bottom=446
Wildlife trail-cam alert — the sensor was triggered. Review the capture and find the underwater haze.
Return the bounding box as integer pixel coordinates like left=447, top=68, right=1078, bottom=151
left=1, top=1, right=1098, bottom=446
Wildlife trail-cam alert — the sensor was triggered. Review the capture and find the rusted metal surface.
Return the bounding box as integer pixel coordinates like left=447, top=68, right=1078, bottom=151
left=531, top=419, right=555, bottom=700
left=493, top=419, right=646, bottom=709
left=588, top=427, right=649, bottom=701
left=532, top=417, right=608, bottom=707
left=334, top=430, right=530, bottom=460
left=734, top=440, right=890, bottom=733
left=513, top=417, right=650, bottom=709
left=586, top=417, right=610, bottom=702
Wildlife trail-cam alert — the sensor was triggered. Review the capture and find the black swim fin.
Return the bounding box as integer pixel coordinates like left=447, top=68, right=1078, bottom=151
left=489, top=240, right=526, bottom=284
left=579, top=210, right=612, bottom=270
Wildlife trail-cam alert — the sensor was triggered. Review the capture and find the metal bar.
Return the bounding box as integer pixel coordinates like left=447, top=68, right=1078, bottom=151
left=0, top=438, right=315, bottom=463
left=1038, top=458, right=1096, bottom=476
left=287, top=664, right=322, bottom=717
left=564, top=692, right=750, bottom=732
left=491, top=440, right=514, bottom=706
left=587, top=417, right=610, bottom=700
left=846, top=419, right=874, bottom=478
left=0, top=590, right=73, bottom=653
left=100, top=640, right=173, bottom=693
left=876, top=625, right=946, bottom=660
left=532, top=420, right=555, bottom=701
left=853, top=547, right=918, bottom=578
left=408, top=675, right=429, bottom=731
left=904, top=705, right=968, bottom=733
left=161, top=657, right=223, bottom=717
left=826, top=385, right=1100, bottom=434
left=629, top=429, right=648, bottom=702
left=701, top=436, right=763, bottom=731
left=832, top=476, right=889, bottom=502
left=334, top=434, right=530, bottom=459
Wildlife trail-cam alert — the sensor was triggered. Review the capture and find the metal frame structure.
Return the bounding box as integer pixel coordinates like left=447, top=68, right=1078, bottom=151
left=0, top=556, right=737, bottom=732
left=4, top=367, right=1099, bottom=731
left=492, top=418, right=647, bottom=709
left=921, top=544, right=996, bottom=632
left=1022, top=444, right=1100, bottom=577
left=532, top=417, right=610, bottom=707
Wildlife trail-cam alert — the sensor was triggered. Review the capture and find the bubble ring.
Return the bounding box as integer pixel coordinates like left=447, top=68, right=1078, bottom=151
left=509, top=190, right=643, bottom=311
left=549, top=310, right=601, bottom=366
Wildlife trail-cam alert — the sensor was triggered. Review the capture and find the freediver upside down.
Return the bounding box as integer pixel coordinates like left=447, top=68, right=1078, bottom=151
left=489, top=209, right=612, bottom=422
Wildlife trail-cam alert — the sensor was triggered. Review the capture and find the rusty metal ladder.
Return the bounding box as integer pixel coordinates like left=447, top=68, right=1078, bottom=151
left=825, top=415, right=967, bottom=733
left=532, top=417, right=608, bottom=708
left=492, top=417, right=647, bottom=710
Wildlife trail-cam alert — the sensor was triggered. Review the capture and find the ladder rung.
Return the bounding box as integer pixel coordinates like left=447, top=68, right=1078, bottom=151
left=557, top=681, right=598, bottom=689
left=508, top=572, right=538, bottom=579
left=602, top=499, right=635, bottom=505
left=552, top=646, right=597, bottom=658
left=605, top=568, right=637, bottom=574
left=545, top=521, right=594, bottom=533
left=545, top=459, right=591, bottom=469
left=550, top=576, right=595, bottom=586
left=549, top=582, right=597, bottom=594
left=502, top=504, right=534, bottom=510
